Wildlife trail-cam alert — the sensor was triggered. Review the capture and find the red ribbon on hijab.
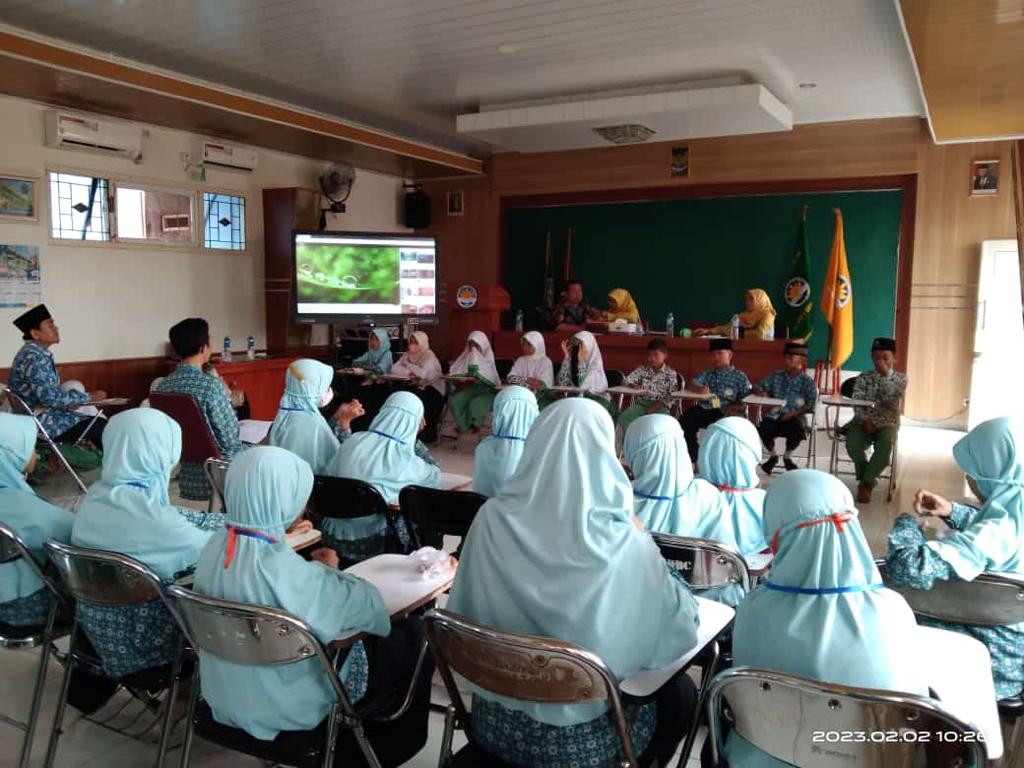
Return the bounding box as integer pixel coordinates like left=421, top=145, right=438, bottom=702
left=770, top=511, right=854, bottom=554
left=223, top=525, right=278, bottom=569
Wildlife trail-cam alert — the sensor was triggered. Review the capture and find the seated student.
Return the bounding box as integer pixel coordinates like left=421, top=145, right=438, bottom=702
left=447, top=398, right=700, bottom=767
left=680, top=339, right=751, bottom=463
left=555, top=330, right=615, bottom=417
left=9, top=304, right=107, bottom=447
left=602, top=288, right=641, bottom=324
left=618, top=338, right=679, bottom=436
left=391, top=331, right=445, bottom=443
left=754, top=341, right=818, bottom=473
left=623, top=415, right=742, bottom=606
left=698, top=417, right=768, bottom=556
left=325, top=391, right=440, bottom=563
left=847, top=337, right=907, bottom=503
left=71, top=409, right=225, bottom=678
left=155, top=317, right=246, bottom=500
left=0, top=413, right=75, bottom=626
left=351, top=328, right=393, bottom=375
left=885, top=416, right=1024, bottom=700
left=695, top=287, right=777, bottom=340
left=194, top=447, right=433, bottom=766
left=269, top=359, right=365, bottom=474
left=473, top=386, right=538, bottom=497
left=506, top=331, right=554, bottom=409
left=448, top=331, right=500, bottom=433
left=722, top=469, right=927, bottom=767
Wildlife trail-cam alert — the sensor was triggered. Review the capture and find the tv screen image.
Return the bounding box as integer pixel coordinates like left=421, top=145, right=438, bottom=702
left=293, top=232, right=438, bottom=321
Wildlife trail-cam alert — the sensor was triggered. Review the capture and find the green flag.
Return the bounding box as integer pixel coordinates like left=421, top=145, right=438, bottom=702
left=782, top=206, right=814, bottom=341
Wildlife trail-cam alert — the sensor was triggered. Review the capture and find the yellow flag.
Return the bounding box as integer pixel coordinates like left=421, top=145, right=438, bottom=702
left=819, top=209, right=854, bottom=367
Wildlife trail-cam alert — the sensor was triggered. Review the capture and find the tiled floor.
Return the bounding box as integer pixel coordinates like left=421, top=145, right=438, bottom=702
left=1, top=425, right=969, bottom=766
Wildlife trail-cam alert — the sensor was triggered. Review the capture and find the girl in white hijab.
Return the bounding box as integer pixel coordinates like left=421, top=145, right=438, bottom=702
left=555, top=329, right=614, bottom=417
left=391, top=330, right=445, bottom=442
left=449, top=331, right=500, bottom=433
left=506, top=331, right=554, bottom=408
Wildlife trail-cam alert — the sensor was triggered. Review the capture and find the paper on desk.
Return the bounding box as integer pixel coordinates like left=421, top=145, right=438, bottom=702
left=239, top=419, right=273, bottom=444
left=745, top=553, right=773, bottom=574
left=343, top=554, right=454, bottom=625
left=285, top=529, right=322, bottom=550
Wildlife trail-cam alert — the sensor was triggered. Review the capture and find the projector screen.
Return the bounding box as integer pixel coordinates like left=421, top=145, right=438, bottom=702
left=292, top=230, right=437, bottom=322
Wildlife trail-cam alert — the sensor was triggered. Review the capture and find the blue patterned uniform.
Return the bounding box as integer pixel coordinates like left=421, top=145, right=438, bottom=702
left=885, top=506, right=1024, bottom=699
left=8, top=342, right=89, bottom=436
left=155, top=364, right=245, bottom=499
left=755, top=370, right=818, bottom=419
left=692, top=366, right=751, bottom=410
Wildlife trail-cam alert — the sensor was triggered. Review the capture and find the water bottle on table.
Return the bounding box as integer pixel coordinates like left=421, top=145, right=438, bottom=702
left=665, top=312, right=674, bottom=337
left=246, top=335, right=256, bottom=360
left=222, top=336, right=232, bottom=362
left=514, top=309, right=524, bottom=332
left=730, top=315, right=740, bottom=340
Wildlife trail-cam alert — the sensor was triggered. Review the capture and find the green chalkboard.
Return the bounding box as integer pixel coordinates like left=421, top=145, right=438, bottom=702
left=505, top=189, right=902, bottom=371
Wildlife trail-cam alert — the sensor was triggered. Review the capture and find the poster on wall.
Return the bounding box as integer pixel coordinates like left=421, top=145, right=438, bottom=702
left=0, top=244, right=42, bottom=307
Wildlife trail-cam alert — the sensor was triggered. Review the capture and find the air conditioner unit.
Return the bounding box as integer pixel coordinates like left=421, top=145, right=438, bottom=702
left=45, top=110, right=143, bottom=163
left=190, top=139, right=259, bottom=173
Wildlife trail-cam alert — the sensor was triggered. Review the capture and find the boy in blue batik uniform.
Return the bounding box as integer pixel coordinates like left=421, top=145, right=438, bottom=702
left=755, top=341, right=818, bottom=473
left=679, top=338, right=751, bottom=462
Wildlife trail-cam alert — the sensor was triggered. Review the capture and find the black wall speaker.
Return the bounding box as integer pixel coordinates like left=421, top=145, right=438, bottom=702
left=404, top=190, right=431, bottom=229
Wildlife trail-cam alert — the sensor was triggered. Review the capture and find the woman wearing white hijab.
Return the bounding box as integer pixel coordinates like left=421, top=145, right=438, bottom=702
left=391, top=330, right=445, bottom=442
left=555, top=329, right=614, bottom=417
left=448, top=330, right=500, bottom=433
left=447, top=397, right=700, bottom=766
left=506, top=331, right=554, bottom=408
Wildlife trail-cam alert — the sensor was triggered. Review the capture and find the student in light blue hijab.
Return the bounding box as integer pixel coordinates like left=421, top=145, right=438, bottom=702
left=72, top=409, right=224, bottom=677
left=0, top=413, right=74, bottom=626
left=352, top=329, right=393, bottom=375
left=698, top=417, right=768, bottom=555
left=472, top=385, right=538, bottom=497
left=724, top=470, right=928, bottom=767
left=886, top=416, right=1024, bottom=698
left=325, top=391, right=440, bottom=562
left=448, top=397, right=700, bottom=767
left=623, top=414, right=743, bottom=606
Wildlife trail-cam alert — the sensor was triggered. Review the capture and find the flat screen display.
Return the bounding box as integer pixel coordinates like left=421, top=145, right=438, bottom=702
left=292, top=230, right=437, bottom=321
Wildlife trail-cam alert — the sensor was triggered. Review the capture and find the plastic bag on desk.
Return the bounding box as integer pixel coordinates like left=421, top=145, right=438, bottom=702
left=409, top=546, right=456, bottom=580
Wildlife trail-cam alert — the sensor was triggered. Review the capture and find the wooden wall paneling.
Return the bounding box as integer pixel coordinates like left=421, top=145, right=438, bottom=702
left=262, top=188, right=320, bottom=354
left=0, top=355, right=167, bottom=410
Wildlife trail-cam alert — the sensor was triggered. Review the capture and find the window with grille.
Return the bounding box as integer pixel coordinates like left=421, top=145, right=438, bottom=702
left=203, top=192, right=246, bottom=250
left=49, top=172, right=110, bottom=241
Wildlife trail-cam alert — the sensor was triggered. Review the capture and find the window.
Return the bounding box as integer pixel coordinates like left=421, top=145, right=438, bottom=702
left=113, top=184, right=196, bottom=244
left=203, top=192, right=246, bottom=250
left=49, top=172, right=110, bottom=241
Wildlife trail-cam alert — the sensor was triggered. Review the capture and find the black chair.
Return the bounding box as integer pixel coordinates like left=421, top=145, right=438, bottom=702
left=606, top=369, right=626, bottom=388
left=307, top=475, right=409, bottom=563
left=398, top=485, right=487, bottom=553
left=495, top=358, right=514, bottom=382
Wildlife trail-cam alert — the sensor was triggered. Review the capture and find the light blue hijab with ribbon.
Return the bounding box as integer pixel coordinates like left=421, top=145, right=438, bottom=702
left=448, top=398, right=699, bottom=727
left=72, top=409, right=215, bottom=581
left=698, top=417, right=768, bottom=555
left=352, top=329, right=393, bottom=374
left=473, top=386, right=538, bottom=497
left=194, top=447, right=390, bottom=741
left=325, top=391, right=440, bottom=541
left=726, top=470, right=927, bottom=767
left=929, top=416, right=1024, bottom=580
left=269, top=359, right=338, bottom=474
left=0, top=414, right=74, bottom=605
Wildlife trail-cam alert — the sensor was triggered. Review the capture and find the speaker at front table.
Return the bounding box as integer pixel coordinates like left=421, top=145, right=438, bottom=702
left=404, top=190, right=431, bottom=229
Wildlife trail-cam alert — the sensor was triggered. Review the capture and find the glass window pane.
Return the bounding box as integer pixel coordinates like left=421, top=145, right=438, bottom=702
left=203, top=192, right=246, bottom=250
left=49, top=172, right=110, bottom=241
left=115, top=185, right=195, bottom=244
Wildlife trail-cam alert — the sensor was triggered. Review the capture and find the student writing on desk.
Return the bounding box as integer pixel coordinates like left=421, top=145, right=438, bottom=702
left=679, top=339, right=751, bottom=463
left=695, top=287, right=777, bottom=340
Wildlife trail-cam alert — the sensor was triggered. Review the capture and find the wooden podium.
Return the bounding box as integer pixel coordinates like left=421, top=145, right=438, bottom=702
left=449, top=284, right=511, bottom=347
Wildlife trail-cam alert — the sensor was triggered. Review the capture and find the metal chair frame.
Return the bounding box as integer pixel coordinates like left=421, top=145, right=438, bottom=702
left=165, top=585, right=381, bottom=768
left=307, top=474, right=409, bottom=557
left=706, top=666, right=988, bottom=767
left=0, top=523, right=70, bottom=767
left=203, top=458, right=230, bottom=514
left=650, top=532, right=746, bottom=766
left=757, top=408, right=819, bottom=473
left=1, top=385, right=88, bottom=494
left=42, top=541, right=187, bottom=768
left=424, top=608, right=640, bottom=768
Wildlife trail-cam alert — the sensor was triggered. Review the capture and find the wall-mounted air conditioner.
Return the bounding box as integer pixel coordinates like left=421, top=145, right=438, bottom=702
left=190, top=139, right=259, bottom=173
left=44, top=110, right=143, bottom=163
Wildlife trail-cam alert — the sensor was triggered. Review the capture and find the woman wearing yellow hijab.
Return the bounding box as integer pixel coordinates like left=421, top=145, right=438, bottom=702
left=697, top=288, right=777, bottom=339
left=604, top=288, right=641, bottom=323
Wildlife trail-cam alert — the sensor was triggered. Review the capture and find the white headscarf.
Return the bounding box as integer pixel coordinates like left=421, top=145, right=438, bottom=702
left=451, top=331, right=499, bottom=386
left=393, top=331, right=444, bottom=395
left=508, top=331, right=554, bottom=386
left=572, top=330, right=608, bottom=393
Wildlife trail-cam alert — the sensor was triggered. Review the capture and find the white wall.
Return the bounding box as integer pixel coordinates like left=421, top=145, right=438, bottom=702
left=0, top=94, right=408, bottom=363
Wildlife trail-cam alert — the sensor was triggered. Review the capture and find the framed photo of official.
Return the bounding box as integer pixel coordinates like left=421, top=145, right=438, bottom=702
left=0, top=174, right=39, bottom=222
left=970, top=160, right=999, bottom=196
left=446, top=190, right=464, bottom=217
left=670, top=146, right=690, bottom=178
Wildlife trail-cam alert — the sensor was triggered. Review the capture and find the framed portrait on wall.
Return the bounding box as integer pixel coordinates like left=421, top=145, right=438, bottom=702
left=0, top=175, right=39, bottom=221
left=447, top=190, right=464, bottom=217
left=670, top=146, right=690, bottom=177
left=971, top=160, right=999, bottom=196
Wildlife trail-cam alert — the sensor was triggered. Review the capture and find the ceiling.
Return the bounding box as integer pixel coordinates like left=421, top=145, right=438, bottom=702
left=0, top=0, right=925, bottom=156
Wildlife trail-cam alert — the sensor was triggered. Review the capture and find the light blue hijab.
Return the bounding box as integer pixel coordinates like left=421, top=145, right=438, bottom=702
left=0, top=414, right=74, bottom=604
left=269, top=359, right=338, bottom=474
left=352, top=329, right=393, bottom=374
left=698, top=417, right=768, bottom=555
left=72, top=409, right=215, bottom=581
left=726, top=470, right=927, bottom=767
left=325, top=391, right=440, bottom=540
left=473, top=386, right=538, bottom=497
left=194, top=447, right=390, bottom=741
left=448, top=398, right=699, bottom=726
left=928, top=416, right=1024, bottom=580
left=624, top=415, right=743, bottom=606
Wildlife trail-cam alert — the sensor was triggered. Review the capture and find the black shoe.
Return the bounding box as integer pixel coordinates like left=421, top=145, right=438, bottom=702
left=760, top=456, right=778, bottom=474
left=783, top=457, right=799, bottom=471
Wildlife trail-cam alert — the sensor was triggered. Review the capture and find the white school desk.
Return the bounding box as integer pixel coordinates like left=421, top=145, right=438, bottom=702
left=741, top=394, right=785, bottom=420
left=670, top=389, right=714, bottom=417
left=440, top=473, right=473, bottom=492
left=821, top=395, right=874, bottom=474
left=606, top=385, right=646, bottom=411
left=239, top=419, right=273, bottom=445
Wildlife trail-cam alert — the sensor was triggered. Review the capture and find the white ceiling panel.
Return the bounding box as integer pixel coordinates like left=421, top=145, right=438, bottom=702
left=0, top=0, right=924, bottom=156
